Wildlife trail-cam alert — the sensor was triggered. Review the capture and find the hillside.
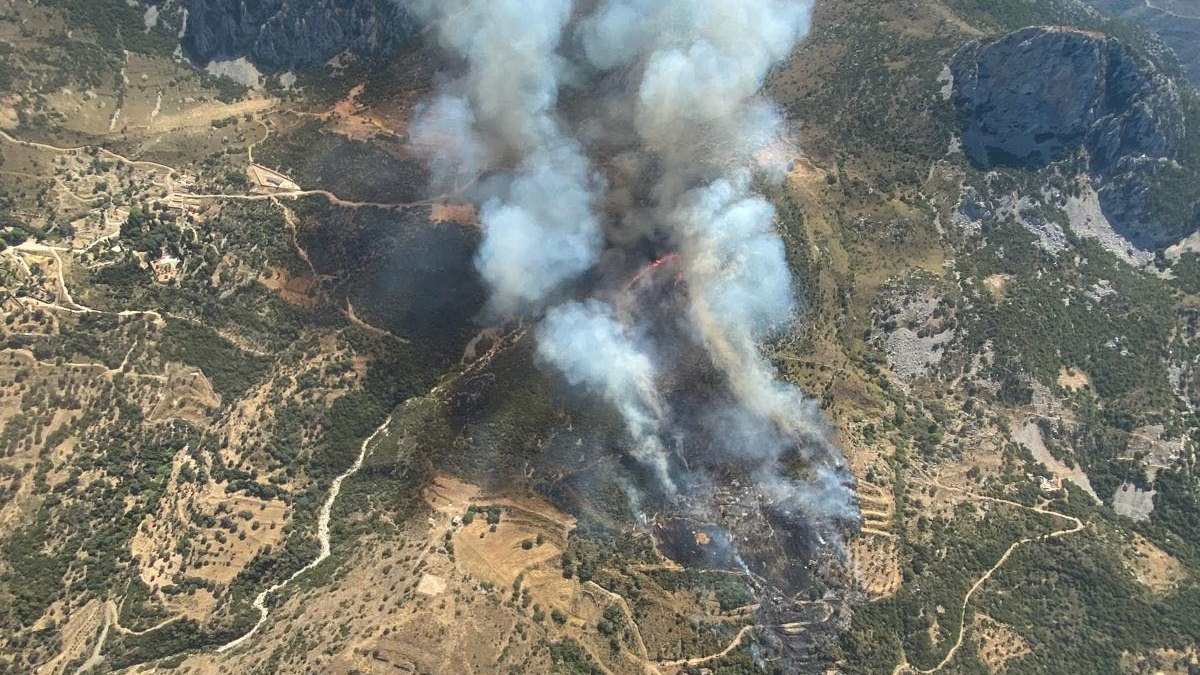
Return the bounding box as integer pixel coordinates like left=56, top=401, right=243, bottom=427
left=0, top=1, right=1198, bottom=674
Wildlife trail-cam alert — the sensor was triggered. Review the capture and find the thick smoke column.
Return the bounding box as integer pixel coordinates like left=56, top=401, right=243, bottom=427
left=674, top=177, right=823, bottom=443
left=410, top=0, right=677, bottom=479
left=473, top=146, right=603, bottom=314
left=411, top=0, right=857, bottom=536
left=409, top=0, right=603, bottom=315
left=580, top=0, right=812, bottom=171
left=673, top=176, right=855, bottom=524
left=576, top=0, right=854, bottom=526
left=578, top=0, right=823, bottom=435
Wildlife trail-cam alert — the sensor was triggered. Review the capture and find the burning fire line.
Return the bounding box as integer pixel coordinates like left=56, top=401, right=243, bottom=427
left=624, top=252, right=682, bottom=289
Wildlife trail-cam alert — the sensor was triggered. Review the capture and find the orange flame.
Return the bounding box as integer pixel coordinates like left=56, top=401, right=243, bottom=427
left=625, top=253, right=681, bottom=289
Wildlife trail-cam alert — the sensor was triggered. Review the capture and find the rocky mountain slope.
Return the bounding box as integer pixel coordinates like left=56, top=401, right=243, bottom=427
left=151, top=0, right=417, bottom=73
left=2, top=0, right=1200, bottom=674
left=952, top=26, right=1198, bottom=248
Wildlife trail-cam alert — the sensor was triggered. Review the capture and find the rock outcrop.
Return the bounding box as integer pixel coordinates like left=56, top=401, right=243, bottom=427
left=952, top=26, right=1197, bottom=249
left=175, top=0, right=416, bottom=74
left=952, top=26, right=1182, bottom=170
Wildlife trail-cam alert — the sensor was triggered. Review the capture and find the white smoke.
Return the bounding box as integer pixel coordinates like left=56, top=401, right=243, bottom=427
left=673, top=176, right=821, bottom=443
left=409, top=0, right=857, bottom=530
left=475, top=142, right=604, bottom=315
left=673, top=176, right=793, bottom=340
left=537, top=301, right=676, bottom=494
left=580, top=0, right=812, bottom=167
left=413, top=0, right=570, bottom=153
left=411, top=0, right=603, bottom=314
left=576, top=0, right=854, bottom=522
left=408, top=95, right=485, bottom=191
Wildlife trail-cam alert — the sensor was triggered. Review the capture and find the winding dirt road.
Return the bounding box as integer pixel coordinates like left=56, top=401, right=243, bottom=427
left=891, top=481, right=1086, bottom=675
left=664, top=624, right=757, bottom=668
left=1, top=128, right=430, bottom=215
left=71, top=606, right=112, bottom=675
left=0, top=129, right=178, bottom=198
left=174, top=189, right=439, bottom=212
left=215, top=418, right=392, bottom=654
left=70, top=599, right=189, bottom=673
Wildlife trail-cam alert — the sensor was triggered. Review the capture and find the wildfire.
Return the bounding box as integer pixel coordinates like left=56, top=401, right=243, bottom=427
left=624, top=252, right=682, bottom=290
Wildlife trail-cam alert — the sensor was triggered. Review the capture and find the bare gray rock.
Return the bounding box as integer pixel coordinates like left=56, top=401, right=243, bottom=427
left=952, top=26, right=1197, bottom=249
left=176, top=0, right=417, bottom=74
left=952, top=27, right=1182, bottom=170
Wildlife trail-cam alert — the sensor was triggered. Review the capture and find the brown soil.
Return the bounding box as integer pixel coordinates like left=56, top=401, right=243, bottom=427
left=1125, top=533, right=1187, bottom=594
left=258, top=266, right=319, bottom=308
left=430, top=202, right=477, bottom=226
left=164, top=475, right=647, bottom=675
left=1056, top=367, right=1090, bottom=391
left=328, top=84, right=397, bottom=141
left=973, top=613, right=1031, bottom=672
left=148, top=363, right=220, bottom=425
left=1121, top=645, right=1200, bottom=674
left=130, top=450, right=287, bottom=611
left=983, top=273, right=1011, bottom=299
left=149, top=98, right=276, bottom=135
left=34, top=599, right=105, bottom=675
left=850, top=535, right=902, bottom=599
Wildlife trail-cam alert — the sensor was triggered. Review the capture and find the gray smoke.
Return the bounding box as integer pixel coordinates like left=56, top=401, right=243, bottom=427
left=412, top=0, right=569, bottom=153
left=408, top=95, right=485, bottom=192
left=474, top=143, right=604, bottom=315
left=580, top=0, right=811, bottom=169
left=537, top=301, right=677, bottom=494
left=410, top=0, right=603, bottom=315
left=672, top=176, right=810, bottom=438
left=410, top=0, right=857, bottom=533
left=576, top=0, right=854, bottom=526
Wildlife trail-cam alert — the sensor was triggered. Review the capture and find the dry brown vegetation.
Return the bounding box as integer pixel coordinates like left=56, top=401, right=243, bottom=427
left=1121, top=645, right=1200, bottom=674
left=1123, top=533, right=1187, bottom=594
left=1056, top=367, right=1091, bottom=391
left=130, top=452, right=287, bottom=598
left=158, top=476, right=664, bottom=675
left=973, top=613, right=1031, bottom=673
left=850, top=535, right=903, bottom=599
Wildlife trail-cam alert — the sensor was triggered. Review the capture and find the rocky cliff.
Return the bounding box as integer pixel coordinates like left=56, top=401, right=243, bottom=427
left=952, top=26, right=1198, bottom=249
left=952, top=26, right=1183, bottom=170
left=174, top=0, right=416, bottom=73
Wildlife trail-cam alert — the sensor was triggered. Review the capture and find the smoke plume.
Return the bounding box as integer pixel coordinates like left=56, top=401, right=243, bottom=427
left=579, top=0, right=812, bottom=175
left=410, top=0, right=603, bottom=315
left=537, top=301, right=676, bottom=494
left=410, top=0, right=857, bottom=546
